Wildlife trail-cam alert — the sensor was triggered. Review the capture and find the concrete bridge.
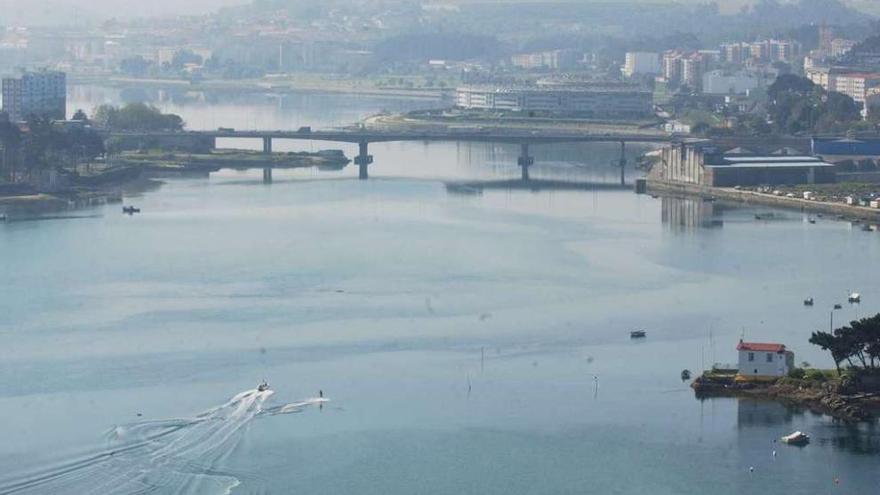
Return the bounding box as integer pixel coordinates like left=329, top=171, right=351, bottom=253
left=106, top=128, right=811, bottom=183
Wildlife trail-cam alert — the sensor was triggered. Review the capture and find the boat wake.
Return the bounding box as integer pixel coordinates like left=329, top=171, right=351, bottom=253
left=0, top=389, right=327, bottom=495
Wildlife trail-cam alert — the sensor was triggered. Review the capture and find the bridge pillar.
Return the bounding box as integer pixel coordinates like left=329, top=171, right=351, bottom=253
left=354, top=140, right=373, bottom=180
left=517, top=143, right=534, bottom=181
left=262, top=167, right=272, bottom=184
left=618, top=141, right=627, bottom=186
left=262, top=136, right=273, bottom=154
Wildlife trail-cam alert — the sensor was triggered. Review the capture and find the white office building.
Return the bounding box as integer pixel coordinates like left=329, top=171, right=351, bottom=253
left=455, top=85, right=653, bottom=119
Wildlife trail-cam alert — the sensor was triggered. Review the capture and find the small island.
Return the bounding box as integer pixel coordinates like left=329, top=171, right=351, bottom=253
left=693, top=314, right=880, bottom=422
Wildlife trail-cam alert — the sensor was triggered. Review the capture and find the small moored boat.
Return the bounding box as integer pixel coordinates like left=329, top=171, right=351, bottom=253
left=803, top=297, right=814, bottom=306
left=681, top=369, right=691, bottom=380
left=122, top=206, right=141, bottom=215
left=630, top=330, right=646, bottom=339
left=781, top=431, right=810, bottom=445
left=834, top=303, right=843, bottom=310
left=849, top=293, right=861, bottom=303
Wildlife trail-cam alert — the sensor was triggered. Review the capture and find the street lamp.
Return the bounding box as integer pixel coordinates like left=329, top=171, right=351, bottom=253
left=830, top=305, right=840, bottom=332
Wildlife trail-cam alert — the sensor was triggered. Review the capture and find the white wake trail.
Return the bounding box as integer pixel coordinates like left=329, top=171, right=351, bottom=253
left=0, top=389, right=327, bottom=495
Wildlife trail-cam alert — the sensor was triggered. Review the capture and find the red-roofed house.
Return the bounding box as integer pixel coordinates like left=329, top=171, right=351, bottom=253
left=736, top=340, right=794, bottom=380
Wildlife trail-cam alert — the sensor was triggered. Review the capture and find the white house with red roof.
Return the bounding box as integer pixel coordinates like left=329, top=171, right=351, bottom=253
left=736, top=340, right=795, bottom=380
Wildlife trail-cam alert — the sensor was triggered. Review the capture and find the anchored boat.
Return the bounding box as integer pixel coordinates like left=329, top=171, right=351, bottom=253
left=781, top=431, right=810, bottom=446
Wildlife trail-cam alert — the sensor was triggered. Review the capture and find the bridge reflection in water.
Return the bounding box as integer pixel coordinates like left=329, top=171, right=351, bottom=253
left=661, top=196, right=724, bottom=231
left=445, top=178, right=631, bottom=195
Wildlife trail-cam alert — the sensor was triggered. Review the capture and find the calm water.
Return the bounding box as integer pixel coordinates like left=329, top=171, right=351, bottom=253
left=0, top=87, right=878, bottom=494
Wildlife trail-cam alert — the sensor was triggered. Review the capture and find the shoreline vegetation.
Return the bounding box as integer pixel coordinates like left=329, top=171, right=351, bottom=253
left=0, top=149, right=350, bottom=217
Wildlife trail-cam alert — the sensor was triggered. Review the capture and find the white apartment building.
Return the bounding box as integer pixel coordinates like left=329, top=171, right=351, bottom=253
left=834, top=73, right=880, bottom=104
left=1, top=70, right=66, bottom=122
left=623, top=52, right=660, bottom=78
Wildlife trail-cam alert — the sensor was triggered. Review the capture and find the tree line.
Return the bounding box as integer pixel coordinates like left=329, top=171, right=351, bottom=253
left=0, top=103, right=185, bottom=183
left=92, top=103, right=185, bottom=132
left=0, top=113, right=105, bottom=183
left=810, top=313, right=880, bottom=374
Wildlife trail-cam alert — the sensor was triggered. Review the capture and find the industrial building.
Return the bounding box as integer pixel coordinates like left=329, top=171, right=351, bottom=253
left=652, top=141, right=836, bottom=187
left=1, top=70, right=66, bottom=122
left=455, top=84, right=652, bottom=119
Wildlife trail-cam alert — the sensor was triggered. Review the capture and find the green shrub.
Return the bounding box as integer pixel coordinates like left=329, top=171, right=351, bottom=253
left=804, top=369, right=827, bottom=382
left=788, top=368, right=806, bottom=379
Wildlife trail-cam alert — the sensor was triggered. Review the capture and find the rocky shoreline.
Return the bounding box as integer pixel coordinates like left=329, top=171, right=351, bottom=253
left=692, top=374, right=880, bottom=422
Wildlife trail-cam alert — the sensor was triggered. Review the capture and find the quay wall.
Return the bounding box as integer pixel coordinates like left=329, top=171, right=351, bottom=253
left=647, top=178, right=880, bottom=222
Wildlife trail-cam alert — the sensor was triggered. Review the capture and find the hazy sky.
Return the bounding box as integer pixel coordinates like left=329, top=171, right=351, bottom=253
left=0, top=0, right=247, bottom=24
left=0, top=0, right=875, bottom=24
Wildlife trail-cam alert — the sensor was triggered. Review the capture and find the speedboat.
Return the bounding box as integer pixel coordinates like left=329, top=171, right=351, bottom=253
left=781, top=431, right=810, bottom=445
left=122, top=206, right=141, bottom=215
left=803, top=297, right=814, bottom=306
left=630, top=330, right=646, bottom=339
left=849, top=293, right=861, bottom=303
left=257, top=381, right=270, bottom=392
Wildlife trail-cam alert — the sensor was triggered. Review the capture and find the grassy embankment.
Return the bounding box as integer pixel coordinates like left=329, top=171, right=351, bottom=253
left=366, top=111, right=668, bottom=137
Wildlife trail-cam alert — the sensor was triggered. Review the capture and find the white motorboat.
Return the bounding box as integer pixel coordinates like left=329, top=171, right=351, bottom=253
left=781, top=431, right=810, bottom=445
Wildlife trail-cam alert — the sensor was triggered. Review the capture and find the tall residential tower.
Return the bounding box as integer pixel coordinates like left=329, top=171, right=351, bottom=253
left=1, top=70, right=66, bottom=122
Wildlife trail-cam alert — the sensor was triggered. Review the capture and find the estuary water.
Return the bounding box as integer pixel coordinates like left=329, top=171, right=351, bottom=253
left=0, top=86, right=878, bottom=493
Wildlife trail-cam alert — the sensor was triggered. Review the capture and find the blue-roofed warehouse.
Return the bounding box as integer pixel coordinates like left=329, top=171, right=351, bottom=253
left=652, top=141, right=836, bottom=187
left=812, top=137, right=880, bottom=158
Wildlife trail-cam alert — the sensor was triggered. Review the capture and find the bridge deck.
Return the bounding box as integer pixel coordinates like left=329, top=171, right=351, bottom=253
left=107, top=129, right=672, bottom=144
